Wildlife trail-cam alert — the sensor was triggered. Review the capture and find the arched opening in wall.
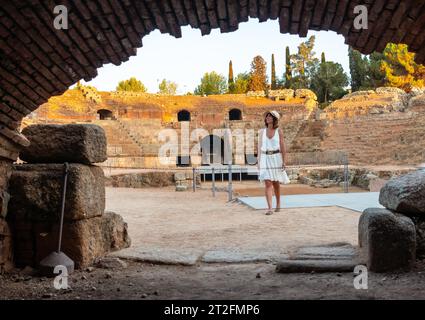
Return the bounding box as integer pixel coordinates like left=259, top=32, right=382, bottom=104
left=178, top=110, right=191, bottom=122
left=8, top=7, right=423, bottom=296
left=229, top=108, right=242, bottom=121
left=97, top=109, right=114, bottom=120
left=200, top=135, right=224, bottom=165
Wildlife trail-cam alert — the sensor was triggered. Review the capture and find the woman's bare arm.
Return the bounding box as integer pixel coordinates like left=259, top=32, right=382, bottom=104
left=257, top=129, right=263, bottom=169
left=279, top=128, right=287, bottom=168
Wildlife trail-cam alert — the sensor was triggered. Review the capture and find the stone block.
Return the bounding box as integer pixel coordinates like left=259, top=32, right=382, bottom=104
left=20, top=124, right=107, bottom=164
left=0, top=219, right=13, bottom=273
left=379, top=170, right=425, bottom=215
left=9, top=163, right=105, bottom=221
left=358, top=208, right=416, bottom=272
left=33, top=212, right=130, bottom=269
left=295, top=89, right=317, bottom=101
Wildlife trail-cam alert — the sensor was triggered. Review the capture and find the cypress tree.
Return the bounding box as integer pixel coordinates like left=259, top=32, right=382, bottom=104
left=271, top=54, right=277, bottom=90
left=285, top=46, right=292, bottom=88
left=228, top=60, right=235, bottom=93
left=321, top=52, right=326, bottom=64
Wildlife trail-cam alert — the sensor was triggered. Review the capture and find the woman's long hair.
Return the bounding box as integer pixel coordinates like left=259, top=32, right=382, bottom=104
left=264, top=112, right=279, bottom=129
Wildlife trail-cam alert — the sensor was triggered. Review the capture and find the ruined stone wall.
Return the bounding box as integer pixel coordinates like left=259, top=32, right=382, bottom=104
left=27, top=89, right=313, bottom=168
left=289, top=88, right=425, bottom=166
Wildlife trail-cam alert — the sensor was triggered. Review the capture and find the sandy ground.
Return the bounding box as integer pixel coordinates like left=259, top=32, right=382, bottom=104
left=105, top=185, right=361, bottom=253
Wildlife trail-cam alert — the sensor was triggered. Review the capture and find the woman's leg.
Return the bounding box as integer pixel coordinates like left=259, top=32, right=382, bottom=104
left=272, top=181, right=281, bottom=211
left=265, top=180, right=273, bottom=211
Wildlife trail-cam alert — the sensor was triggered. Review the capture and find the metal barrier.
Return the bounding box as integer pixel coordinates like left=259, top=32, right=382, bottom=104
left=104, top=150, right=350, bottom=201
left=193, top=150, right=350, bottom=200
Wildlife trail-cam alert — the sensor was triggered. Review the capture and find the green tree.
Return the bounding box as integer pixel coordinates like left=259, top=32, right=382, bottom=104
left=194, top=71, right=227, bottom=95
left=233, top=72, right=250, bottom=94
left=321, top=52, right=326, bottom=64
left=381, top=43, right=425, bottom=91
left=348, top=47, right=369, bottom=91
left=366, top=51, right=386, bottom=89
left=228, top=60, right=235, bottom=93
left=116, top=77, right=147, bottom=92
left=248, top=55, right=268, bottom=91
left=291, top=36, right=318, bottom=89
left=285, top=46, right=292, bottom=88
left=271, top=54, right=277, bottom=90
left=158, top=79, right=178, bottom=95
left=310, top=60, right=349, bottom=105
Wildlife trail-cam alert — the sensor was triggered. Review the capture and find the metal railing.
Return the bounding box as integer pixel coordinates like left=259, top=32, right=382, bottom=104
left=192, top=150, right=350, bottom=200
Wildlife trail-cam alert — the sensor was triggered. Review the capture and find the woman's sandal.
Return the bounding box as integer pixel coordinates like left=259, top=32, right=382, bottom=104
left=265, top=210, right=274, bottom=215
left=275, top=207, right=281, bottom=212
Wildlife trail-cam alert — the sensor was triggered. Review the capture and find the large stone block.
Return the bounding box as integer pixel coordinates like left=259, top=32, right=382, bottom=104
left=358, top=208, right=416, bottom=272
left=379, top=170, right=425, bottom=215
left=34, top=211, right=131, bottom=268
left=9, top=164, right=105, bottom=221
left=20, top=124, right=107, bottom=164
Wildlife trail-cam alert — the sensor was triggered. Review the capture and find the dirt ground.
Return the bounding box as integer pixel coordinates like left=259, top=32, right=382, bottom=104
left=1, top=261, right=425, bottom=300
left=1, top=184, right=425, bottom=300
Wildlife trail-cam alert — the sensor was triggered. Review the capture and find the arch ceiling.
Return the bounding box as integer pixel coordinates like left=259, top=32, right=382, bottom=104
left=0, top=0, right=424, bottom=150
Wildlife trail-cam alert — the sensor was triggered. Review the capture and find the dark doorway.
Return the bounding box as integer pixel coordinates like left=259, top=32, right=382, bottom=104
left=177, top=155, right=191, bottom=167
left=97, top=109, right=114, bottom=120
left=178, top=110, right=191, bottom=122
left=229, top=108, right=242, bottom=121
left=200, top=135, right=225, bottom=165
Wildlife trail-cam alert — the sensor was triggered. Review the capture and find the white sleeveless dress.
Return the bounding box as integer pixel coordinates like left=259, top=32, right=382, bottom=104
left=258, top=128, right=290, bottom=184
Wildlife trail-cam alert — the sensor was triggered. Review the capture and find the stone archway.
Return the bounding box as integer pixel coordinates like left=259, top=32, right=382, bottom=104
left=177, top=110, right=191, bottom=122
left=97, top=109, right=114, bottom=120
left=1, top=0, right=425, bottom=148
left=229, top=108, right=242, bottom=121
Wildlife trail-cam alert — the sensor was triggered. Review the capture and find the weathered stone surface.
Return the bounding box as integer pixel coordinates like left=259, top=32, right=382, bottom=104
left=0, top=219, right=13, bottom=273
left=276, top=260, right=356, bottom=273
left=107, top=172, right=174, bottom=188
left=408, top=94, right=425, bottom=108
left=9, top=164, right=105, bottom=221
left=268, top=89, right=295, bottom=101
left=34, top=211, right=131, bottom=269
left=410, top=216, right=425, bottom=260
left=97, top=257, right=128, bottom=269
left=358, top=208, right=416, bottom=272
left=379, top=170, right=425, bottom=215
left=295, top=89, right=317, bottom=101
left=174, top=172, right=186, bottom=181
left=0, top=191, right=10, bottom=218
left=376, top=87, right=406, bottom=95
left=20, top=124, right=107, bottom=164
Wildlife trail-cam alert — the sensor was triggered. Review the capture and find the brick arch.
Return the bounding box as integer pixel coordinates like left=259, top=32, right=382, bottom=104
left=1, top=0, right=425, bottom=153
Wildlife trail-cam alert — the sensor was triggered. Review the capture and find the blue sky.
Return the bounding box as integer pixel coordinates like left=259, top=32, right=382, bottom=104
left=84, top=18, right=350, bottom=94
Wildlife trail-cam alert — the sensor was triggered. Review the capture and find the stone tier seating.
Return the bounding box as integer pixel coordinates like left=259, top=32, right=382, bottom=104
left=359, top=170, right=425, bottom=272
left=7, top=124, right=131, bottom=269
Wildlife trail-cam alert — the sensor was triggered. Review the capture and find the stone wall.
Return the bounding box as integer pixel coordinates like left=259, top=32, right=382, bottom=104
left=0, top=159, right=13, bottom=273
left=6, top=124, right=131, bottom=269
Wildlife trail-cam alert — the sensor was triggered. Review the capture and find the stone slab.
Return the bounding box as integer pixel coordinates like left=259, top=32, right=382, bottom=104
left=20, top=124, right=107, bottom=164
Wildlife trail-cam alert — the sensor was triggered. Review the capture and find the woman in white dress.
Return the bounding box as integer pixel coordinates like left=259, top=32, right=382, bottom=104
left=258, top=110, right=288, bottom=215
